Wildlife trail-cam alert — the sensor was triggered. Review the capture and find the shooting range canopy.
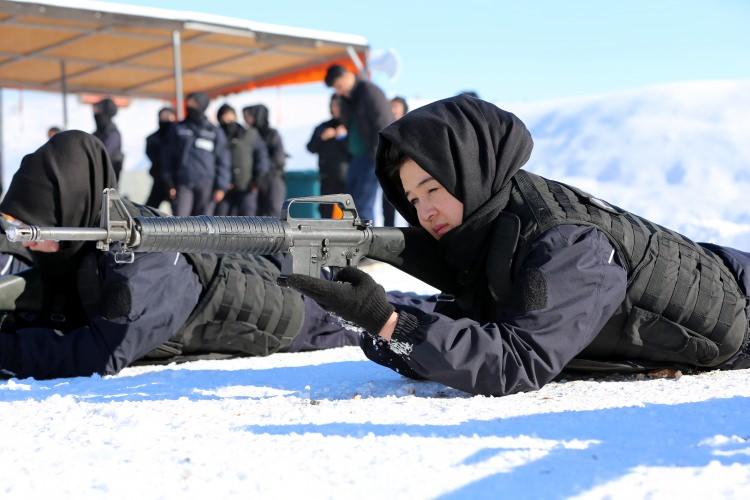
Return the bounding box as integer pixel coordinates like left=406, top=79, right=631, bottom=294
left=0, top=0, right=369, bottom=98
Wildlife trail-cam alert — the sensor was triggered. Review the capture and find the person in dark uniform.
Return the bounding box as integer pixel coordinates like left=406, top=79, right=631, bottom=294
left=145, top=107, right=177, bottom=210
left=243, top=105, right=287, bottom=218
left=0, top=131, right=360, bottom=380
left=285, top=95, right=750, bottom=397
left=163, top=92, right=231, bottom=216
left=307, top=95, right=349, bottom=218
left=324, top=65, right=393, bottom=223
left=92, top=97, right=124, bottom=183
left=215, top=104, right=270, bottom=216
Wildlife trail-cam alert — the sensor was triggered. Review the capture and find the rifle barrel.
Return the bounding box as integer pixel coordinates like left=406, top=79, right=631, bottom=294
left=6, top=226, right=109, bottom=242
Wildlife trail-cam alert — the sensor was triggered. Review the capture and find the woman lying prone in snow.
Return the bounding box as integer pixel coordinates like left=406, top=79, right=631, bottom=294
left=286, top=95, right=750, bottom=396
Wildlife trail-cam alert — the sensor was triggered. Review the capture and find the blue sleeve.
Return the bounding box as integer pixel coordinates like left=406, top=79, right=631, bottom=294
left=252, top=135, right=271, bottom=178
left=363, top=225, right=627, bottom=396
left=0, top=252, right=201, bottom=379
left=214, top=127, right=232, bottom=191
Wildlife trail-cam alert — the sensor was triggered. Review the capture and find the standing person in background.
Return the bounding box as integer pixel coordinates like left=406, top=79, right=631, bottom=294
left=381, top=96, right=410, bottom=226
left=47, top=127, right=61, bottom=139
left=163, top=92, right=231, bottom=216
left=324, top=65, right=393, bottom=222
left=92, top=97, right=124, bottom=183
left=145, top=107, right=176, bottom=210
left=243, top=104, right=287, bottom=218
left=307, top=95, right=349, bottom=218
left=215, top=104, right=271, bottom=216
left=390, top=96, right=408, bottom=121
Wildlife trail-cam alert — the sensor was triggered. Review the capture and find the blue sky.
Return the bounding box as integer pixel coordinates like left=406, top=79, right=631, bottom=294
left=111, top=0, right=750, bottom=101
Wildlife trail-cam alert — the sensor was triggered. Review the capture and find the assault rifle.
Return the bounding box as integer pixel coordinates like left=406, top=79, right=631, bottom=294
left=4, top=189, right=432, bottom=280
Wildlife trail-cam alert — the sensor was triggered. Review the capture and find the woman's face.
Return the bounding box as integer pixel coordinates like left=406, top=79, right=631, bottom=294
left=399, top=159, right=464, bottom=239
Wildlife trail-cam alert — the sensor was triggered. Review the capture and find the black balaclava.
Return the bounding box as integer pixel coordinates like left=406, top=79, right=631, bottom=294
left=217, top=103, right=242, bottom=140
left=186, top=92, right=210, bottom=124
left=158, top=107, right=176, bottom=138
left=158, top=120, right=174, bottom=138
left=375, top=95, right=533, bottom=279
left=0, top=131, right=117, bottom=321
left=1, top=130, right=116, bottom=271
left=94, top=97, right=118, bottom=132
left=243, top=105, right=270, bottom=139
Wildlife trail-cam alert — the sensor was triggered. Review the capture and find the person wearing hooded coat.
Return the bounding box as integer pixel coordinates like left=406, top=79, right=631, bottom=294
left=285, top=95, right=750, bottom=397
left=92, top=97, right=124, bottom=182
left=214, top=103, right=271, bottom=216
left=145, top=107, right=177, bottom=209
left=243, top=104, right=287, bottom=218
left=306, top=95, right=349, bottom=218
left=324, top=65, right=393, bottom=223
left=163, top=92, right=231, bottom=216
left=0, top=131, right=360, bottom=380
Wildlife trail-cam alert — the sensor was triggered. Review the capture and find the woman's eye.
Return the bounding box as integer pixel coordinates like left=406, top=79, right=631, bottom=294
left=408, top=198, right=418, bottom=206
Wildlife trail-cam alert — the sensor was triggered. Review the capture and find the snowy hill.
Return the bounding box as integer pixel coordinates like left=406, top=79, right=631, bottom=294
left=506, top=80, right=750, bottom=247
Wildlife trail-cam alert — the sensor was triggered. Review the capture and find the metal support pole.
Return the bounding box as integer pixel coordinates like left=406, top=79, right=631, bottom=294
left=60, top=60, right=69, bottom=129
left=346, top=46, right=365, bottom=76
left=0, top=87, right=4, bottom=196
left=172, top=30, right=184, bottom=120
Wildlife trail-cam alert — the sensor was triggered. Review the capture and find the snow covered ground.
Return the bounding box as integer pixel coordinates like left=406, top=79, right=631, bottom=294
left=1, top=263, right=749, bottom=499
left=1, top=340, right=749, bottom=498
left=2, top=80, right=750, bottom=497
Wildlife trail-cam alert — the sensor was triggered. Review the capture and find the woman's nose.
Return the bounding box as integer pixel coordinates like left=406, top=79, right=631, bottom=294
left=419, top=202, right=437, bottom=222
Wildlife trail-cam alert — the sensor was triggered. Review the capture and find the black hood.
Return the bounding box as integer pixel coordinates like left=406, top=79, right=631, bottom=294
left=375, top=95, right=533, bottom=281
left=0, top=130, right=117, bottom=264
left=376, top=94, right=533, bottom=228
left=94, top=98, right=117, bottom=132
left=186, top=92, right=210, bottom=112
left=96, top=98, right=118, bottom=118
left=243, top=104, right=270, bottom=133
left=216, top=103, right=235, bottom=123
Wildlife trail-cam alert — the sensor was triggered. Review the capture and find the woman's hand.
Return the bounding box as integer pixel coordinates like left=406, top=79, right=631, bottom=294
left=284, top=267, right=396, bottom=338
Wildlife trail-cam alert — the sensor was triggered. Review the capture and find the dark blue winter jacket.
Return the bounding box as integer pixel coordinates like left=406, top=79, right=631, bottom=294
left=0, top=251, right=201, bottom=379
left=163, top=118, right=231, bottom=191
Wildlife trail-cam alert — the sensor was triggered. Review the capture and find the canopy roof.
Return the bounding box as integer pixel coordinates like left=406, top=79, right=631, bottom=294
left=0, top=0, right=368, bottom=99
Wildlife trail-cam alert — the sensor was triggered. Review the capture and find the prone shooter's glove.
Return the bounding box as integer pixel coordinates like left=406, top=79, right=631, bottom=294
left=284, top=267, right=394, bottom=335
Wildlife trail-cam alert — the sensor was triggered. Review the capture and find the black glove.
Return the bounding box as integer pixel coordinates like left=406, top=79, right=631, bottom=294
left=284, top=267, right=394, bottom=335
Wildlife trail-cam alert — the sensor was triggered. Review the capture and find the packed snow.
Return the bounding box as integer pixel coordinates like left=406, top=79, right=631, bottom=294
left=2, top=80, right=750, bottom=498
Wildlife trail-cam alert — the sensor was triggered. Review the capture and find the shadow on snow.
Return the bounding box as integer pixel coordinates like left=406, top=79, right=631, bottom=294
left=242, top=396, right=750, bottom=498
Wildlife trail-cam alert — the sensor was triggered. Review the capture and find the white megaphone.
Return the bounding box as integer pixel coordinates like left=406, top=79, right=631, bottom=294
left=368, top=48, right=401, bottom=82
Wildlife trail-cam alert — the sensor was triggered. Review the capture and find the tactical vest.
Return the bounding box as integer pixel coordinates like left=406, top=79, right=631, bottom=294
left=122, top=201, right=305, bottom=360
left=502, top=170, right=748, bottom=369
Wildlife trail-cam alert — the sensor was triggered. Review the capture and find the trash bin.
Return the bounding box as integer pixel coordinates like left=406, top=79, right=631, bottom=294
left=285, top=169, right=320, bottom=218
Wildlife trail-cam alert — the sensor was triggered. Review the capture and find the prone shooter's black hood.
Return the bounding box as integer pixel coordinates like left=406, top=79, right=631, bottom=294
left=376, top=94, right=533, bottom=229
left=375, top=95, right=533, bottom=277
left=0, top=130, right=117, bottom=264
